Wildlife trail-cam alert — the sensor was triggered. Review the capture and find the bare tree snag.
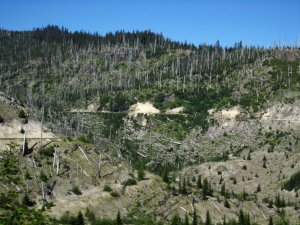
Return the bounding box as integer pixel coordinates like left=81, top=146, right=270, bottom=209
left=53, top=147, right=60, bottom=175
left=22, top=127, right=26, bottom=155
left=78, top=145, right=90, bottom=164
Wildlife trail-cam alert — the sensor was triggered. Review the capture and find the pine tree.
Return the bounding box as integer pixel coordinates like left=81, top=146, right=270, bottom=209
left=263, top=155, right=267, bottom=162
left=137, top=162, right=145, bottom=181
left=268, top=198, right=273, bottom=208
left=224, top=198, right=230, bottom=208
left=221, top=183, right=226, bottom=196
left=75, top=211, right=84, bottom=225
left=205, top=211, right=211, bottom=225
left=192, top=210, right=198, bottom=225
left=222, top=216, right=226, bottom=225
left=171, top=213, right=182, bottom=225
left=182, top=177, right=187, bottom=194
left=238, top=209, right=245, bottom=225
left=219, top=175, right=224, bottom=184
left=256, top=184, right=261, bottom=192
left=22, top=193, right=33, bottom=207
left=162, top=169, right=169, bottom=183
left=247, top=152, right=251, bottom=160
left=263, top=162, right=267, bottom=168
left=202, top=178, right=209, bottom=199
left=202, top=180, right=213, bottom=198
left=268, top=216, right=273, bottom=225
left=179, top=177, right=182, bottom=193
left=197, top=175, right=202, bottom=189
left=184, top=213, right=190, bottom=225
left=116, top=211, right=122, bottom=225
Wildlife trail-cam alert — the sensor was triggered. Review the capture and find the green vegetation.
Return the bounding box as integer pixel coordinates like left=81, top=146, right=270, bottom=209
left=0, top=115, right=4, bottom=123
left=103, top=184, right=113, bottom=192
left=71, top=186, right=82, bottom=195
left=17, top=109, right=26, bottom=119
left=0, top=26, right=300, bottom=225
left=283, top=171, right=300, bottom=191
left=0, top=151, right=50, bottom=224
left=39, top=146, right=55, bottom=157
left=124, top=178, right=137, bottom=186
left=110, top=191, right=120, bottom=197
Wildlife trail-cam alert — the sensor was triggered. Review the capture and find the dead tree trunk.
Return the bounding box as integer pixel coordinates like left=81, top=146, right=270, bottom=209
left=53, top=147, right=60, bottom=175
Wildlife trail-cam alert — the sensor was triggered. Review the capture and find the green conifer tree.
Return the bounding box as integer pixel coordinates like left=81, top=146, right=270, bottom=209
left=192, top=210, right=198, bottom=225
left=184, top=213, right=190, bottom=225
left=205, top=211, right=211, bottom=225
left=75, top=211, right=84, bottom=225
left=197, top=175, right=202, bottom=189
left=116, top=211, right=122, bottom=225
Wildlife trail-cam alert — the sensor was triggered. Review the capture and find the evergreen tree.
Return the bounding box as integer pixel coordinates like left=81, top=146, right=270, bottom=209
left=197, top=175, right=202, bottom=189
left=75, top=211, right=84, bottom=225
left=85, top=207, right=96, bottom=223
left=162, top=169, right=169, bottom=183
left=237, top=209, right=250, bottom=225
left=0, top=115, right=4, bottom=123
left=205, top=211, right=211, bottom=225
left=263, top=155, right=267, bottom=162
left=219, top=175, right=224, bottom=184
left=202, top=178, right=212, bottom=199
left=238, top=209, right=245, bottom=225
left=171, top=213, right=182, bottom=225
left=247, top=152, right=251, bottom=160
left=263, top=162, right=267, bottom=168
left=268, top=216, right=273, bottom=225
left=137, top=162, right=145, bottom=181
left=182, top=177, right=187, bottom=194
left=22, top=193, right=33, bottom=207
left=192, top=210, right=198, bottom=225
left=224, top=198, right=230, bottom=208
left=221, top=183, right=226, bottom=196
left=184, top=213, right=190, bottom=225
left=268, top=198, right=273, bottom=208
left=222, top=216, right=226, bottom=225
left=256, top=184, right=261, bottom=192
left=179, top=177, right=182, bottom=193
left=116, top=211, right=122, bottom=225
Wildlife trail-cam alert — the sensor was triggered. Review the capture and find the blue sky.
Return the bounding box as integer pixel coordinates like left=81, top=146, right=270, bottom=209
left=0, top=0, right=299, bottom=47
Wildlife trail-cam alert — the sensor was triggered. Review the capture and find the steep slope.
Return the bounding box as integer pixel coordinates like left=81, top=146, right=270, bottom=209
left=1, top=26, right=300, bottom=225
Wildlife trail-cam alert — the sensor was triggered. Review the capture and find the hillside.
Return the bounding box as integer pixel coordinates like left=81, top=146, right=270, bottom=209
left=0, top=26, right=300, bottom=225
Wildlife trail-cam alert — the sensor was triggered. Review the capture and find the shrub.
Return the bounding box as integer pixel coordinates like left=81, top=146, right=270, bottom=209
left=18, top=109, right=26, bottom=118
left=44, top=201, right=55, bottom=209
left=77, top=135, right=88, bottom=143
left=124, top=178, right=137, bottom=186
left=85, top=207, right=96, bottom=223
left=59, top=213, right=77, bottom=224
left=39, top=146, right=55, bottom=157
left=39, top=171, right=48, bottom=182
left=71, top=186, right=82, bottom=195
left=224, top=198, right=230, bottom=208
left=20, top=127, right=25, bottom=134
left=22, top=193, right=34, bottom=207
left=230, top=176, right=237, bottom=184
left=110, top=191, right=120, bottom=197
left=103, top=184, right=112, bottom=192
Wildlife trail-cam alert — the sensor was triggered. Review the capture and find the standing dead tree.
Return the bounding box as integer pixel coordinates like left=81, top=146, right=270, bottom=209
left=53, top=147, right=60, bottom=175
